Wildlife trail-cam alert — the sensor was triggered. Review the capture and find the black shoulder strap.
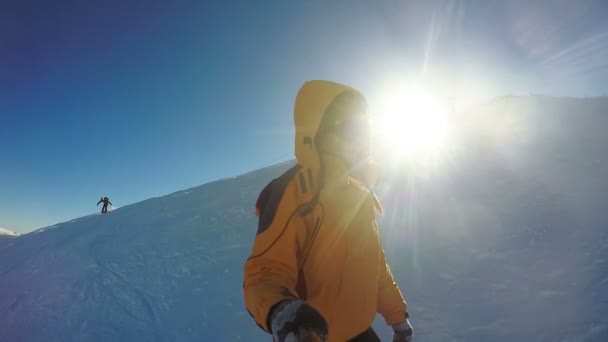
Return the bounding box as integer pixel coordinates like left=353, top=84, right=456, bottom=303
left=255, top=165, right=301, bottom=235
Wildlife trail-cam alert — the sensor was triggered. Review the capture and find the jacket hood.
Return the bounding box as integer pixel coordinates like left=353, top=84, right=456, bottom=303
left=293, top=80, right=367, bottom=169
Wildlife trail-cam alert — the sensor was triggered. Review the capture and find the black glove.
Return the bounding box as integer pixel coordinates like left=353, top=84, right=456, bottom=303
left=270, top=299, right=328, bottom=342
left=392, top=319, right=413, bottom=342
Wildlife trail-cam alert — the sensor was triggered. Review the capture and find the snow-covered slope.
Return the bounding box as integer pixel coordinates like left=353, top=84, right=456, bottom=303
left=0, top=228, right=19, bottom=237
left=0, top=228, right=19, bottom=251
left=373, top=96, right=608, bottom=341
left=0, top=162, right=293, bottom=342
left=1, top=96, right=607, bottom=341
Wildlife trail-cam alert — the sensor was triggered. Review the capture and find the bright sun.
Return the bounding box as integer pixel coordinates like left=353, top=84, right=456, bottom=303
left=371, top=86, right=450, bottom=161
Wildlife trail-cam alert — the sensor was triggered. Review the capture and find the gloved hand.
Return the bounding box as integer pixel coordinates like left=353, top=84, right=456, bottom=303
left=392, top=319, right=413, bottom=342
left=270, top=299, right=328, bottom=342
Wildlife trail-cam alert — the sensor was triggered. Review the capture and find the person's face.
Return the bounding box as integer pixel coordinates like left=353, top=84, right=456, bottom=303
left=317, top=95, right=371, bottom=167
left=327, top=116, right=370, bottom=166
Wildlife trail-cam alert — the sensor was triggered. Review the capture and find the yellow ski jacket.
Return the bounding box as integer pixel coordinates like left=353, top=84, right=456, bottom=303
left=243, top=80, right=407, bottom=341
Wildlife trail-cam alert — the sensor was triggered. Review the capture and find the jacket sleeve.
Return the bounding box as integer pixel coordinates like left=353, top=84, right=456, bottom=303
left=243, top=181, right=306, bottom=332
left=97, top=200, right=102, bottom=205
left=108, top=201, right=112, bottom=205
left=377, top=240, right=408, bottom=325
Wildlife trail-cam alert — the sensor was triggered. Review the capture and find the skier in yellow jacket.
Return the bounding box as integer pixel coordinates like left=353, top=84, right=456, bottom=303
left=243, top=80, right=413, bottom=342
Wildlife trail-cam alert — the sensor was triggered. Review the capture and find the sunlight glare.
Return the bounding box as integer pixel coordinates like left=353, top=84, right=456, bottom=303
left=372, top=86, right=450, bottom=161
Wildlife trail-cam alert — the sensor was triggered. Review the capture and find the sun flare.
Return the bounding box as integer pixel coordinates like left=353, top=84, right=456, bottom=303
left=371, top=86, right=451, bottom=160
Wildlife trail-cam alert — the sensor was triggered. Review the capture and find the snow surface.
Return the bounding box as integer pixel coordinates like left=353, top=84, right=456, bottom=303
left=0, top=228, right=19, bottom=237
left=0, top=228, right=19, bottom=251
left=1, top=97, right=608, bottom=341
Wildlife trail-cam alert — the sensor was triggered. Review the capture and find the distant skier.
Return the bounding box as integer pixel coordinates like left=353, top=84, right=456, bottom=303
left=97, top=196, right=112, bottom=214
left=243, top=81, right=413, bottom=342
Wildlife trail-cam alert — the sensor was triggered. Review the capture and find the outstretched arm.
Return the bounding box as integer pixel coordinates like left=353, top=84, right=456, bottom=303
left=97, top=200, right=102, bottom=205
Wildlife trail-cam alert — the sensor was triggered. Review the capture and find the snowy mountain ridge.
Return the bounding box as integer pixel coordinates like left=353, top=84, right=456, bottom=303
left=0, top=228, right=19, bottom=237
left=1, top=98, right=607, bottom=341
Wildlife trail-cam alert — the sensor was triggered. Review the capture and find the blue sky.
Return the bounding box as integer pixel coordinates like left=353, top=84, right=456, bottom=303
left=1, top=0, right=607, bottom=233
